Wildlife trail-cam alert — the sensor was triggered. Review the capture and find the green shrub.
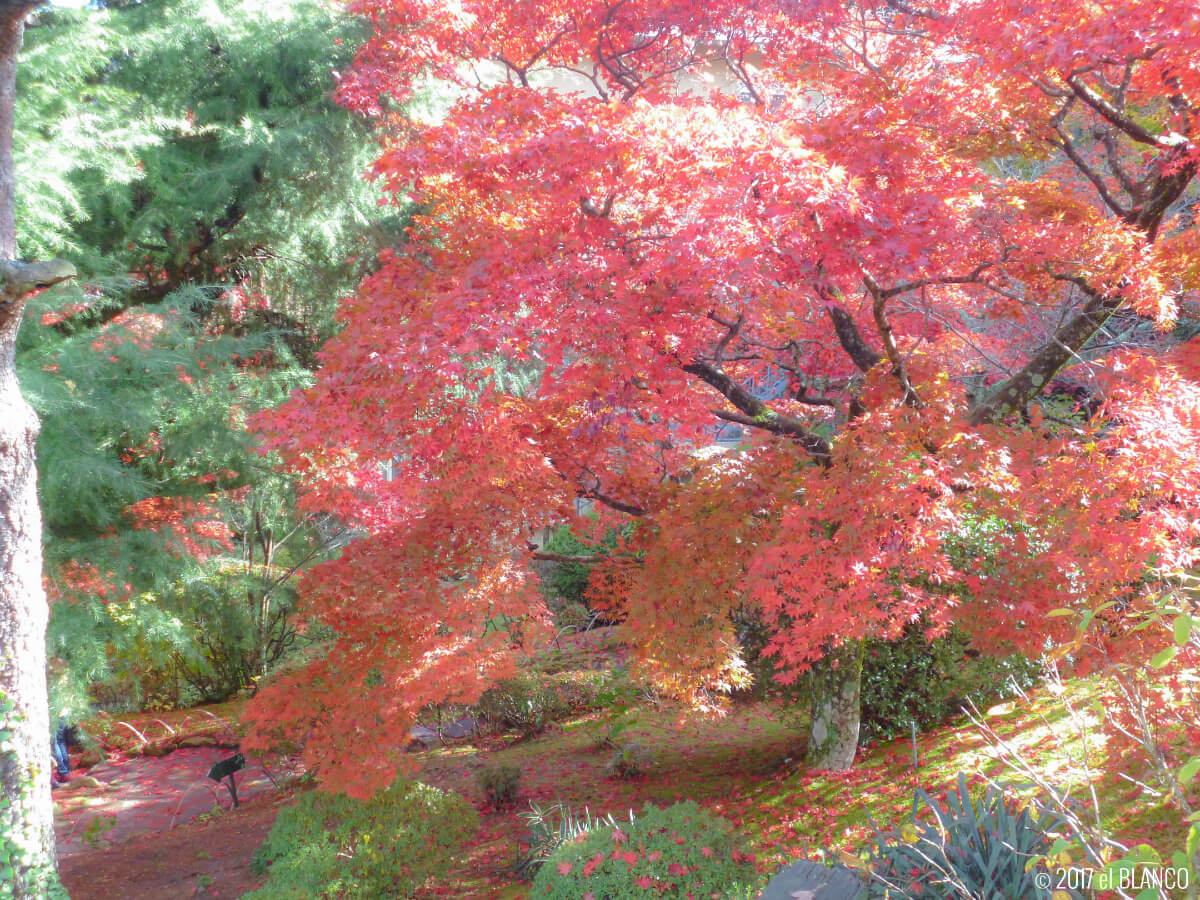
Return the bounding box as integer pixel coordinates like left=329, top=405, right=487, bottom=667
left=547, top=668, right=627, bottom=713
left=474, top=674, right=568, bottom=737
left=531, top=800, right=758, bottom=899
left=867, top=773, right=1077, bottom=899
left=539, top=527, right=601, bottom=606
left=538, top=523, right=632, bottom=611
left=739, top=606, right=1041, bottom=741
left=244, top=779, right=477, bottom=900
left=555, top=601, right=593, bottom=633
left=477, top=763, right=522, bottom=809
left=859, top=625, right=1042, bottom=743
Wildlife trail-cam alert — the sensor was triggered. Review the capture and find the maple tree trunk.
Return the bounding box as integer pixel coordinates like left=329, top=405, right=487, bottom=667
left=805, top=641, right=864, bottom=771
left=0, top=5, right=68, bottom=896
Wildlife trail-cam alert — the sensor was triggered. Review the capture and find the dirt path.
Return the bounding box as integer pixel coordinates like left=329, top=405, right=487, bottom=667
left=54, top=748, right=284, bottom=899
left=57, top=797, right=278, bottom=900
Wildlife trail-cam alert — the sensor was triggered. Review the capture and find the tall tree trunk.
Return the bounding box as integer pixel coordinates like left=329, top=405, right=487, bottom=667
left=0, top=307, right=60, bottom=899
left=805, top=640, right=864, bottom=770
left=0, top=5, right=73, bottom=896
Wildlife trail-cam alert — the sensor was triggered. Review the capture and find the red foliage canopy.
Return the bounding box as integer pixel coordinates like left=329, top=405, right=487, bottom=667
left=248, top=0, right=1200, bottom=793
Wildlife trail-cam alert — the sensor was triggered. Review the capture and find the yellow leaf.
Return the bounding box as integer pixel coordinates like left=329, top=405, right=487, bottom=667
left=837, top=850, right=867, bottom=871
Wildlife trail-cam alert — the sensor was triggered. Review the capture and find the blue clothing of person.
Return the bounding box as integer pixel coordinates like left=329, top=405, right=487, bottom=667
left=51, top=720, right=70, bottom=779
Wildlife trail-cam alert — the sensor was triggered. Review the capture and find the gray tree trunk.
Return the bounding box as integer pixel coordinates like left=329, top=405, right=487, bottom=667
left=805, top=641, right=864, bottom=771
left=0, top=4, right=74, bottom=896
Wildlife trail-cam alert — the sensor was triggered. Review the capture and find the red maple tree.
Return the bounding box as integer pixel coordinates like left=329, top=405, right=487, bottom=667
left=247, top=0, right=1200, bottom=793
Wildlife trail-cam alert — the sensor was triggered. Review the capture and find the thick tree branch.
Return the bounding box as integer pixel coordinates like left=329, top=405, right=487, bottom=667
left=548, top=458, right=648, bottom=517
left=863, top=273, right=922, bottom=407
left=683, top=359, right=831, bottom=463
left=967, top=276, right=1122, bottom=425
left=974, top=77, right=1197, bottom=422
left=0, top=257, right=75, bottom=331
left=1129, top=149, right=1197, bottom=239
left=529, top=550, right=609, bottom=564
left=580, top=487, right=645, bottom=517
left=1097, top=127, right=1139, bottom=198
left=822, top=301, right=882, bottom=373
left=0, top=258, right=75, bottom=297
left=710, top=311, right=744, bottom=365
left=1066, top=74, right=1179, bottom=148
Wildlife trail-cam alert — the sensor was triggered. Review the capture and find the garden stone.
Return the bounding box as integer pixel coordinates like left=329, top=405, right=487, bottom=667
left=408, top=724, right=439, bottom=749
left=756, top=858, right=867, bottom=900
left=407, top=713, right=477, bottom=749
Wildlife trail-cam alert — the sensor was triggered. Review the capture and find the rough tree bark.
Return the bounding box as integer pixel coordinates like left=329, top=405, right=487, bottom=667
left=0, top=3, right=75, bottom=896
left=805, top=640, right=865, bottom=770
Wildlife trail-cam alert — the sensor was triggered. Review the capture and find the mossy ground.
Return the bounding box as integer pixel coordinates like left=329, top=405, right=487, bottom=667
left=61, top=633, right=1197, bottom=899
left=407, top=637, right=1195, bottom=899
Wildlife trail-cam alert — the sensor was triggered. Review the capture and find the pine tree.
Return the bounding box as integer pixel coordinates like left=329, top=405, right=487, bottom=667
left=14, top=0, right=405, bottom=712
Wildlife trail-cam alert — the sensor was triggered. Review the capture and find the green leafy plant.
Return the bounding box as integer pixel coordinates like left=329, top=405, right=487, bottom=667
left=79, top=814, right=118, bottom=849
left=476, top=763, right=522, bottom=810
left=867, top=773, right=1077, bottom=899
left=739, top=608, right=1040, bottom=744
left=606, top=739, right=652, bottom=779
left=590, top=708, right=637, bottom=751
left=545, top=668, right=631, bottom=714
left=515, top=800, right=629, bottom=880
left=537, top=523, right=630, bottom=614
left=244, top=779, right=476, bottom=900
left=21, top=0, right=401, bottom=719
left=531, top=800, right=758, bottom=899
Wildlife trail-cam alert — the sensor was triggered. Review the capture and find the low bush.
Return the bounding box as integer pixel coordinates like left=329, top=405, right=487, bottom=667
left=477, top=763, right=522, bottom=809
left=531, top=800, right=758, bottom=899
left=474, top=674, right=568, bottom=738
left=539, top=527, right=597, bottom=607
left=589, top=708, right=637, bottom=751
left=244, top=779, right=477, bottom=900
left=867, top=773, right=1077, bottom=899
left=538, top=522, right=631, bottom=610
left=551, top=666, right=638, bottom=715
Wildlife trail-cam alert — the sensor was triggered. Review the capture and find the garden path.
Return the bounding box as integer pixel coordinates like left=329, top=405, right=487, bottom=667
left=55, top=746, right=277, bottom=860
